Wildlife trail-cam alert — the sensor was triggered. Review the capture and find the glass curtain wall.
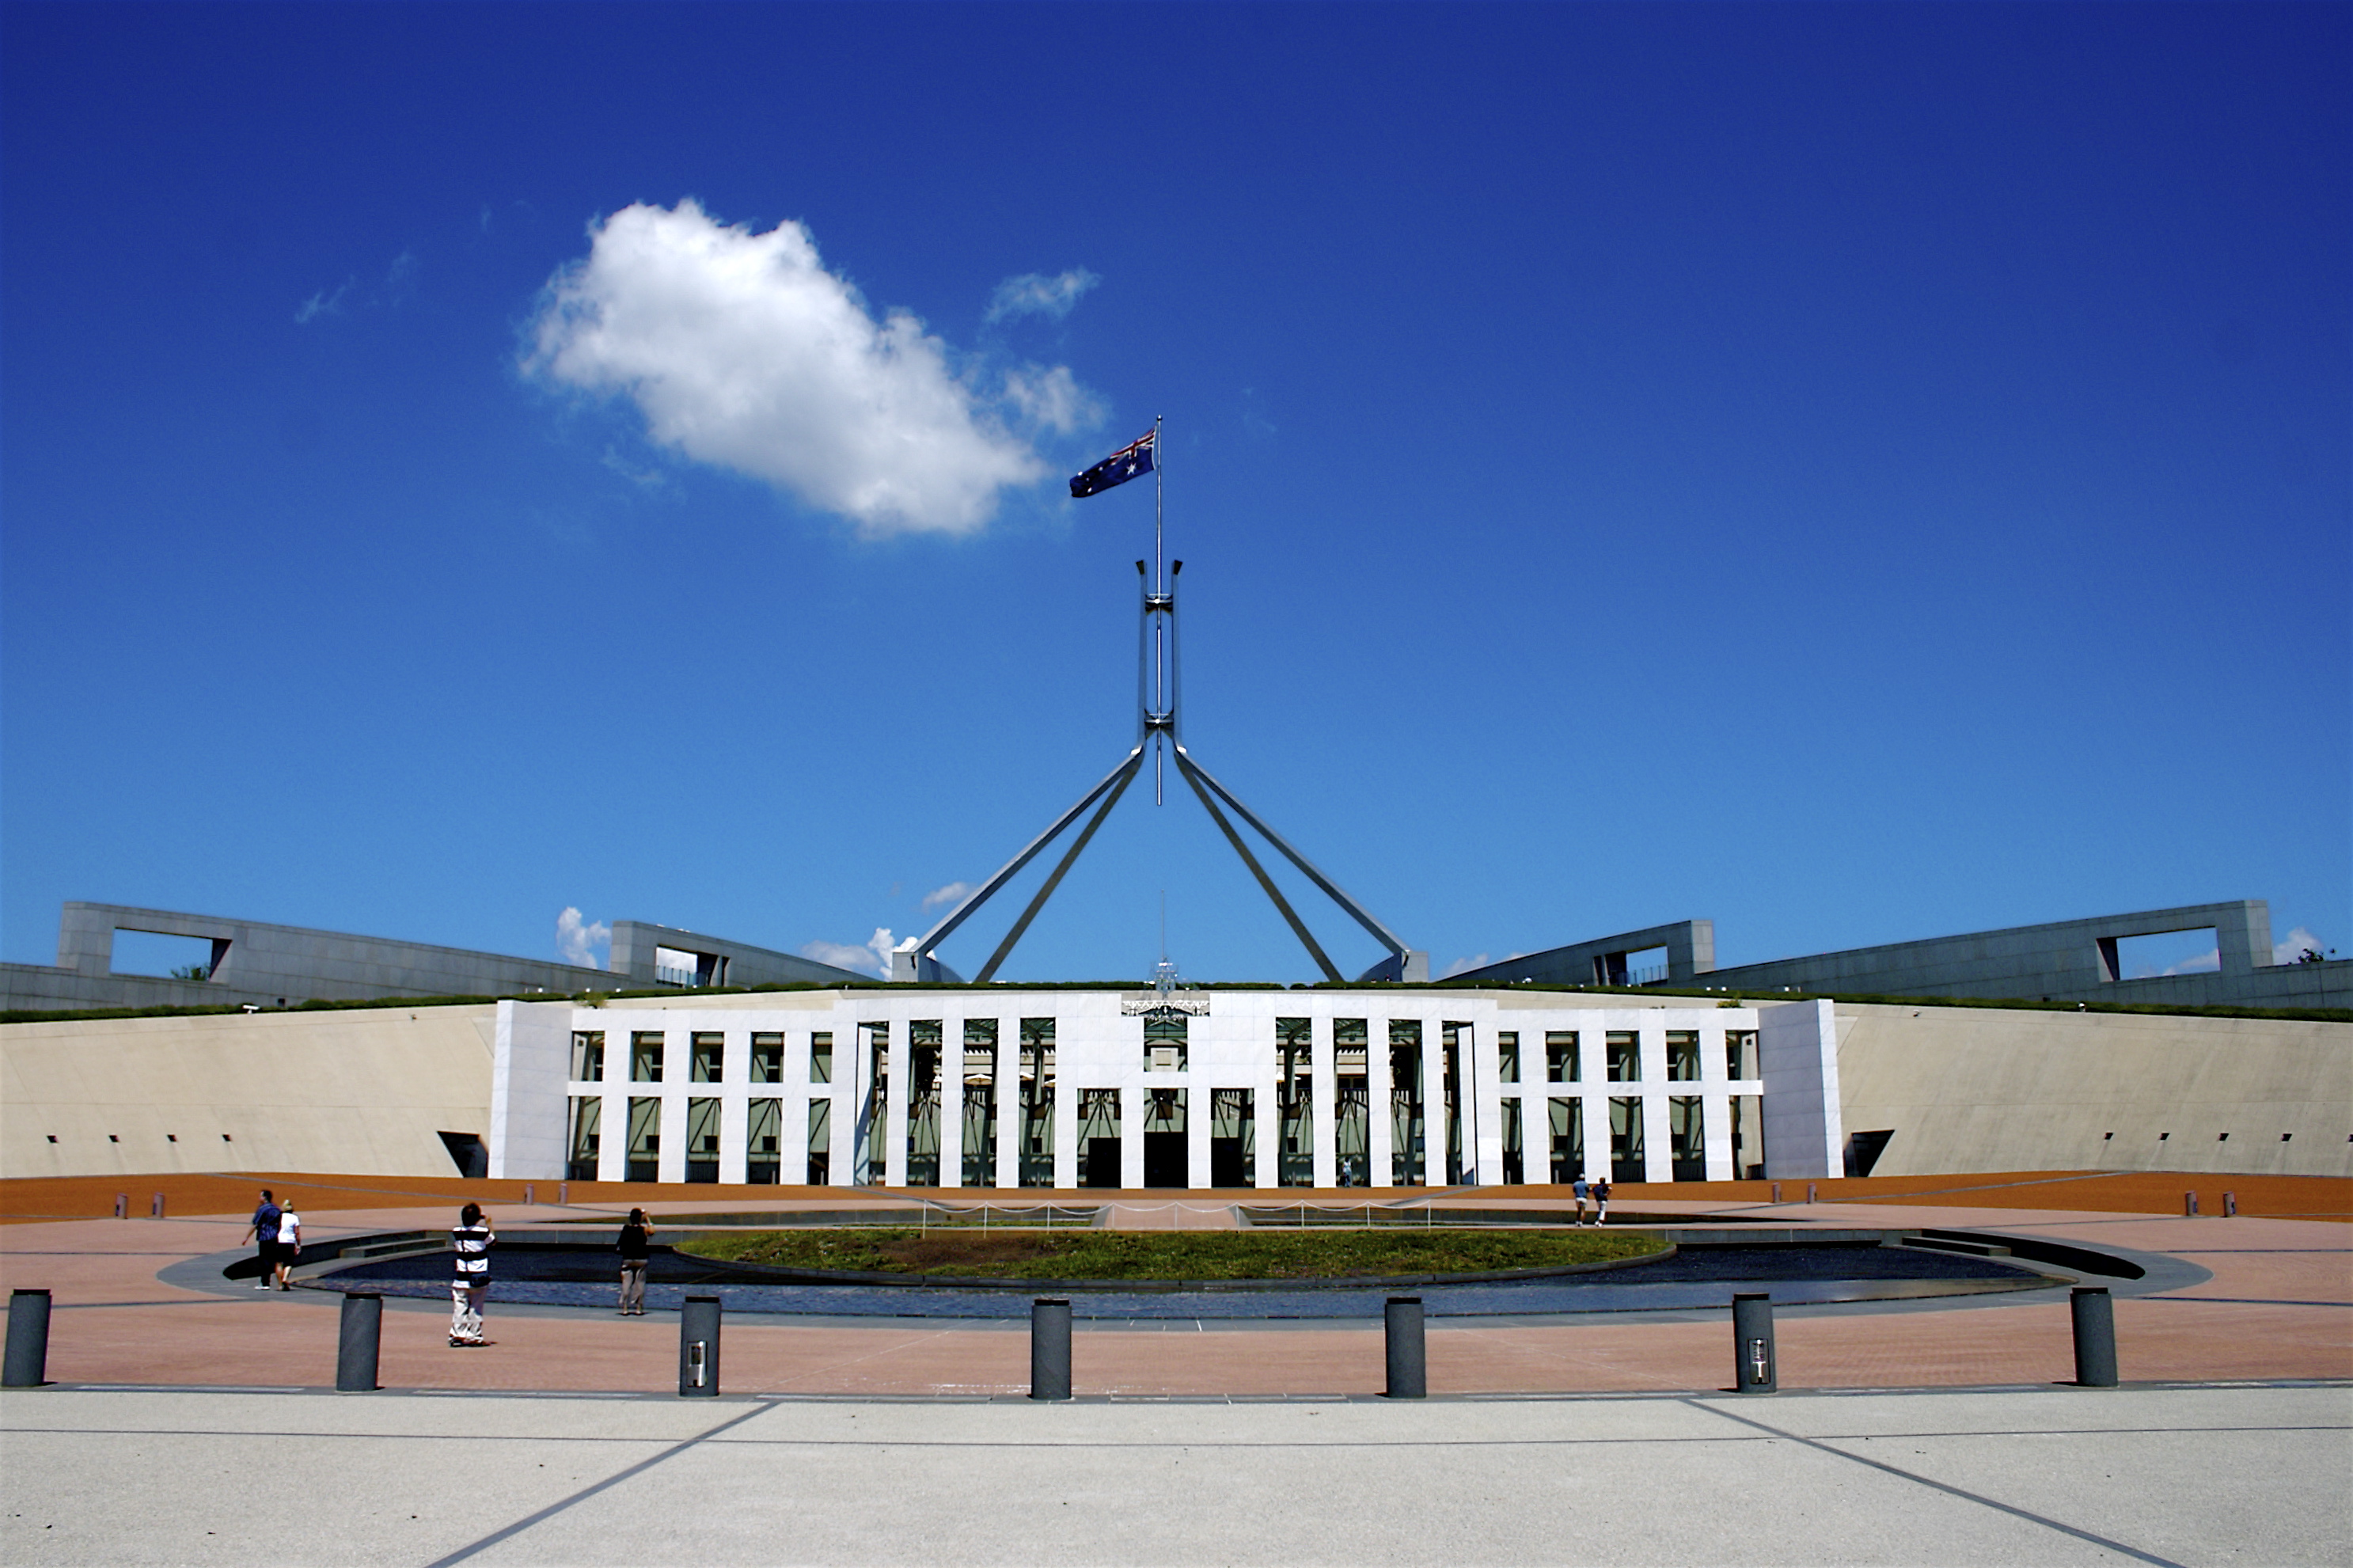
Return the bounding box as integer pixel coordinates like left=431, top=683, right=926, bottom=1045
left=1078, top=1089, right=1121, bottom=1187
left=1440, top=1024, right=1466, bottom=1185
left=1277, top=1018, right=1313, bottom=1187
left=1390, top=1020, right=1423, bottom=1186
left=685, top=1098, right=720, bottom=1183
left=1549, top=1097, right=1582, bottom=1183
left=1143, top=1088, right=1186, bottom=1188
left=807, top=1099, right=832, bottom=1184
left=905, top=1021, right=943, bottom=1186
left=690, top=1033, right=723, bottom=1084
left=1605, top=1032, right=1640, bottom=1083
left=571, top=1031, right=604, bottom=1083
left=1019, top=1019, right=1056, bottom=1187
left=751, top=1033, right=783, bottom=1083
left=1546, top=1031, right=1580, bottom=1083
left=746, top=1098, right=782, bottom=1183
left=963, top=1019, right=998, bottom=1187
left=1666, top=1032, right=1701, bottom=1082
left=566, top=1096, right=600, bottom=1182
left=1334, top=1019, right=1369, bottom=1186
left=1669, top=1096, right=1705, bottom=1181
left=1609, top=1096, right=1645, bottom=1183
left=1731, top=1095, right=1764, bottom=1179
left=1501, top=1096, right=1524, bottom=1184
left=856, top=1023, right=888, bottom=1185
left=625, top=1096, right=660, bottom=1183
left=1209, top=1088, right=1253, bottom=1187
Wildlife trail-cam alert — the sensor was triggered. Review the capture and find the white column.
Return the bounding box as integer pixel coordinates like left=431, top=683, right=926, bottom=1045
left=939, top=1016, right=965, bottom=1189
left=1121, top=1084, right=1144, bottom=1190
left=995, top=1023, right=1019, bottom=1192
left=718, top=1088, right=748, bottom=1186
left=1053, top=1073, right=1079, bottom=1190
left=1425, top=1017, right=1451, bottom=1186
left=884, top=1019, right=909, bottom=1188
left=599, top=1092, right=624, bottom=1183
left=1368, top=1021, right=1394, bottom=1189
left=1190, top=1083, right=1212, bottom=1190
left=1311, top=1018, right=1337, bottom=1190
left=1256, top=1050, right=1281, bottom=1190
left=1581, top=1089, right=1610, bottom=1186
left=784, top=1030, right=813, bottom=1186
left=657, top=1088, right=686, bottom=1185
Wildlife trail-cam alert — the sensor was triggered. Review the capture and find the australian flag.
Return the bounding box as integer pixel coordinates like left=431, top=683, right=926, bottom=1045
left=1069, top=428, right=1156, bottom=499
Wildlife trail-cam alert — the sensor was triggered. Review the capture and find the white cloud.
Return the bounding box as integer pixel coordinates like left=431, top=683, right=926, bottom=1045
left=525, top=199, right=1082, bottom=537
left=985, top=268, right=1099, bottom=323
left=1440, top=953, right=1491, bottom=979
left=801, top=926, right=899, bottom=979
left=1002, top=365, right=1103, bottom=435
left=2158, top=947, right=2221, bottom=977
left=2274, top=926, right=2331, bottom=965
left=921, top=880, right=976, bottom=913
left=556, top=906, right=610, bottom=969
left=295, top=276, right=354, bottom=324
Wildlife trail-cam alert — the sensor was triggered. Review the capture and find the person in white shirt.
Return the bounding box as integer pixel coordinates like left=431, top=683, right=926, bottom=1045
left=273, top=1209, right=301, bottom=1290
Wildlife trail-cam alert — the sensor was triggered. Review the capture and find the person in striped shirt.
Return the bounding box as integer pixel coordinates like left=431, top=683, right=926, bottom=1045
left=449, top=1202, right=494, bottom=1346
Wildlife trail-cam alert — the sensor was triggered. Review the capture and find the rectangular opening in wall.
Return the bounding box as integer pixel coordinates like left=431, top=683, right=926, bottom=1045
left=685, top=1098, right=720, bottom=1183
left=1144, top=1013, right=1188, bottom=1072
left=1668, top=1096, right=1705, bottom=1181
left=111, top=929, right=222, bottom=981
left=1843, top=1129, right=1895, bottom=1178
left=1277, top=1019, right=1314, bottom=1188
left=652, top=946, right=704, bottom=988
left=690, top=1033, right=723, bottom=1084
left=1595, top=944, right=1669, bottom=986
left=1211, top=1088, right=1252, bottom=1187
left=437, top=1130, right=487, bottom=1179
left=571, top=1031, right=605, bottom=1084
left=906, top=1021, right=943, bottom=1186
left=964, top=1019, right=999, bottom=1188
left=567, top=1097, right=600, bottom=1182
left=1731, top=1094, right=1765, bottom=1179
left=1501, top=1097, right=1524, bottom=1184
left=2100, top=928, right=2220, bottom=981
left=806, top=1099, right=832, bottom=1185
left=1606, top=1031, right=1641, bottom=1082
left=1143, top=1088, right=1186, bottom=1188
left=1667, top=1031, right=1701, bottom=1082
left=1441, top=1023, right=1467, bottom=1185
left=1390, top=1020, right=1424, bottom=1187
left=746, top=1098, right=781, bottom=1184
left=1549, top=1098, right=1583, bottom=1183
left=810, top=1032, right=833, bottom=1084
left=1725, top=1030, right=1759, bottom=1081
left=1545, top=1031, right=1579, bottom=1084
left=626, top=1097, right=660, bottom=1183
left=1019, top=1019, right=1056, bottom=1188
left=1496, top=1031, right=1519, bottom=1084
left=1608, top=1096, right=1645, bottom=1183
left=1334, top=1022, right=1369, bottom=1187
left=1079, top=1088, right=1121, bottom=1188
left=750, top=1033, right=783, bottom=1084
left=631, top=1032, right=664, bottom=1083
left=856, top=1023, right=888, bottom=1185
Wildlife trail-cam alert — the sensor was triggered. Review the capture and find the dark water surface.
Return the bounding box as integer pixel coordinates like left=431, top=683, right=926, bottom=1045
left=322, top=1241, right=2042, bottom=1320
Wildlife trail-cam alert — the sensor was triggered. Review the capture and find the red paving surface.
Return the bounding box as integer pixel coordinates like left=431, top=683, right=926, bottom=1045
left=2, top=1173, right=2346, bottom=1398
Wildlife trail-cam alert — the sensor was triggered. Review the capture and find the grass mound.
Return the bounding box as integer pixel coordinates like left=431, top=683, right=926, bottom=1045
left=676, top=1227, right=1667, bottom=1281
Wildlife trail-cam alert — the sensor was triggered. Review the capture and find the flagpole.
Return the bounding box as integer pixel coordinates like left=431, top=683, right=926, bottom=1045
left=1154, top=413, right=1165, bottom=804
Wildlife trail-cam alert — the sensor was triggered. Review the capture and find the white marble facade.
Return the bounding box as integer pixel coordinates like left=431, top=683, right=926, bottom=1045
left=490, top=989, right=1842, bottom=1187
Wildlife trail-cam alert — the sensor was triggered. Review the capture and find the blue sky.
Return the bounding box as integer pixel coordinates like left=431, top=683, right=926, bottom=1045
left=3, top=2, right=2345, bottom=985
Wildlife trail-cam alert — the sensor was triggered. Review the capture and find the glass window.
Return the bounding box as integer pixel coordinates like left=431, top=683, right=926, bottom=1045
left=1496, top=1031, right=1519, bottom=1084
left=1545, top=1031, right=1580, bottom=1083
left=810, top=1031, right=833, bottom=1084
left=1277, top=1019, right=1313, bottom=1188
left=856, top=1023, right=888, bottom=1185
left=1144, top=1013, right=1187, bottom=1071
left=685, top=1097, right=720, bottom=1183
left=1667, top=1031, right=1701, bottom=1082
left=625, top=1096, right=661, bottom=1183
left=963, top=1019, right=998, bottom=1186
left=1731, top=1094, right=1764, bottom=1180
left=1550, top=1097, right=1584, bottom=1183
left=691, top=1032, right=723, bottom=1084
left=1501, top=1096, right=1524, bottom=1184
left=1079, top=1088, right=1121, bottom=1188
left=1608, top=1096, right=1644, bottom=1183
left=1390, top=1021, right=1423, bottom=1187
left=1669, top=1096, right=1705, bottom=1181
left=1019, top=1019, right=1056, bottom=1188
left=751, top=1032, right=784, bottom=1083
left=1725, top=1030, right=1759, bottom=1081
left=631, top=1032, right=664, bottom=1084
left=1605, top=1031, right=1640, bottom=1083
left=1210, top=1087, right=1253, bottom=1188
left=806, top=1099, right=832, bottom=1185
left=570, top=1031, right=605, bottom=1083
left=906, top=1022, right=943, bottom=1186
left=566, top=1096, right=601, bottom=1182
left=746, top=1098, right=782, bottom=1183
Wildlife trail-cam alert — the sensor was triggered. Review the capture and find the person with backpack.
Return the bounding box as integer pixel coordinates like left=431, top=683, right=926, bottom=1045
left=617, top=1207, right=653, bottom=1316
left=450, top=1202, right=494, bottom=1346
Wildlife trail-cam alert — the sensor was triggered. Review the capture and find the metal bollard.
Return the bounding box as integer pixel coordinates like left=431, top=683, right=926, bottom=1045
left=1770, top=1182, right=1782, bottom=1203
left=336, top=1293, right=381, bottom=1391
left=2070, top=1286, right=2117, bottom=1387
left=5, top=1289, right=52, bottom=1387
left=2184, top=1191, right=2199, bottom=1217
left=150, top=1193, right=165, bottom=1219
left=678, top=1295, right=721, bottom=1397
left=1805, top=1183, right=1818, bottom=1205
left=2223, top=1191, right=2237, bottom=1218
left=522, top=1184, right=534, bottom=1206
left=1030, top=1298, right=1072, bottom=1401
left=1732, top=1293, right=1777, bottom=1392
left=1384, top=1297, right=1427, bottom=1399
left=113, top=1194, right=127, bottom=1220
left=557, top=1182, right=568, bottom=1205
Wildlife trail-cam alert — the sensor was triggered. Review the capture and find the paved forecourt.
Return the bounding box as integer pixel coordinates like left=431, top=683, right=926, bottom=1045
left=2, top=1383, right=2347, bottom=1566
